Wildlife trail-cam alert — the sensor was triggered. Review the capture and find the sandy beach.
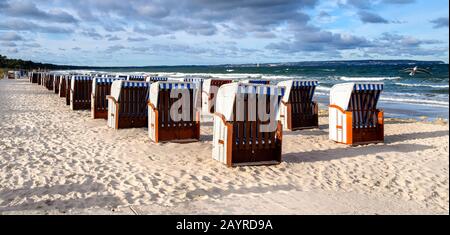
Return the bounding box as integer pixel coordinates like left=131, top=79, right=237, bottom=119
left=0, top=78, right=448, bottom=215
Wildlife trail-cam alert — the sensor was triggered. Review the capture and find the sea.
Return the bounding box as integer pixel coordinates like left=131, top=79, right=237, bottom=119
left=97, top=63, right=449, bottom=120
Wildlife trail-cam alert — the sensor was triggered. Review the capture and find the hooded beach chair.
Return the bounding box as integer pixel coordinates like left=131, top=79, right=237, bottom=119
left=53, top=74, right=62, bottom=94
left=242, top=79, right=271, bottom=85
left=201, top=78, right=233, bottom=115
left=329, top=83, right=384, bottom=145
left=278, top=80, right=319, bottom=130
left=107, top=81, right=150, bottom=129
left=148, top=82, right=201, bottom=143
left=60, top=75, right=69, bottom=99
left=212, top=83, right=285, bottom=167
left=30, top=72, right=39, bottom=83
left=91, top=77, right=125, bottom=119
left=70, top=75, right=93, bottom=110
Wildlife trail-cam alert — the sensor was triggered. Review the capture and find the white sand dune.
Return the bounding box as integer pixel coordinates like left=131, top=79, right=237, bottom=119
left=0, top=79, right=448, bottom=214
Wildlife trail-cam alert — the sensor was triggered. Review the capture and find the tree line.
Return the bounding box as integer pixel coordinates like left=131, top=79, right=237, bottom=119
left=0, top=54, right=79, bottom=70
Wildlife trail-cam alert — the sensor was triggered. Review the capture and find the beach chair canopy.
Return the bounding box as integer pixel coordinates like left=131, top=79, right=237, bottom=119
left=149, top=81, right=199, bottom=108
left=110, top=80, right=151, bottom=102
left=215, top=83, right=285, bottom=122
left=183, top=77, right=204, bottom=83
left=278, top=80, right=319, bottom=103
left=146, top=76, right=168, bottom=82
left=330, top=82, right=384, bottom=111
left=92, top=77, right=124, bottom=93
left=242, top=79, right=271, bottom=85
left=128, top=75, right=146, bottom=81
left=203, top=78, right=234, bottom=93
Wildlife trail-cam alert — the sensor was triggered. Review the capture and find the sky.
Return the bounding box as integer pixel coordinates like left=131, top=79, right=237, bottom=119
left=0, top=0, right=448, bottom=66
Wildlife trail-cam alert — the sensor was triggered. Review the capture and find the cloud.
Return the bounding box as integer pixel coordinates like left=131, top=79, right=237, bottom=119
left=358, top=11, right=389, bottom=23
left=128, top=37, right=147, bottom=42
left=0, top=1, right=78, bottom=23
left=430, top=17, right=449, bottom=28
left=0, top=32, right=24, bottom=41
left=0, top=19, right=72, bottom=34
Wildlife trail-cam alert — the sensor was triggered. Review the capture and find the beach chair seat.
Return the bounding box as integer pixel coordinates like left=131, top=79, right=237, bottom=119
left=212, top=83, right=285, bottom=167
left=70, top=75, right=93, bottom=110
left=91, top=77, right=125, bottom=119
left=202, top=78, right=233, bottom=115
left=329, top=83, right=384, bottom=145
left=107, top=81, right=150, bottom=129
left=148, top=82, right=201, bottom=143
left=278, top=80, right=319, bottom=130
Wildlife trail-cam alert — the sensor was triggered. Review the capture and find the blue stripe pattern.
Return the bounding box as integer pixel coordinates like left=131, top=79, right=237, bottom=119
left=184, top=77, right=204, bottom=83
left=93, top=78, right=123, bottom=84
left=159, top=83, right=194, bottom=90
left=129, top=75, right=146, bottom=80
left=247, top=80, right=270, bottom=84
left=354, top=83, right=384, bottom=91
left=72, top=75, right=93, bottom=81
left=237, top=85, right=285, bottom=97
left=292, top=80, right=319, bottom=87
left=149, top=76, right=168, bottom=81
left=122, top=81, right=150, bottom=88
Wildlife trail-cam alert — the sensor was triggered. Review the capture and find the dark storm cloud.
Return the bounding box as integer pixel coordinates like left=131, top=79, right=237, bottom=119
left=430, top=17, right=449, bottom=28
left=358, top=11, right=389, bottom=23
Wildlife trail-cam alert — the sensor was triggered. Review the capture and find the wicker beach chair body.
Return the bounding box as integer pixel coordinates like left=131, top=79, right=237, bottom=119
left=148, top=82, right=201, bottom=143
left=70, top=75, right=93, bottom=110
left=278, top=80, right=319, bottom=130
left=329, top=83, right=384, bottom=145
left=212, top=83, right=285, bottom=167
left=107, top=81, right=150, bottom=129
left=91, top=77, right=125, bottom=119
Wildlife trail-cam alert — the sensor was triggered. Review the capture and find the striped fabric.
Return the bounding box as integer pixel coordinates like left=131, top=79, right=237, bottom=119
left=237, top=85, right=285, bottom=97
left=246, top=80, right=270, bottom=84
left=184, top=77, right=204, bottom=83
left=101, top=74, right=115, bottom=78
left=292, top=80, right=318, bottom=87
left=349, top=84, right=383, bottom=128
left=122, top=81, right=150, bottom=88
left=159, top=82, right=195, bottom=90
left=354, top=83, right=384, bottom=91
left=129, top=75, right=146, bottom=80
left=93, top=78, right=119, bottom=84
left=149, top=76, right=168, bottom=81
left=72, top=75, right=93, bottom=81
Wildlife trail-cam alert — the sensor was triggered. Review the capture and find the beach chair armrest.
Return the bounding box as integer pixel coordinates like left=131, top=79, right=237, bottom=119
left=106, top=95, right=118, bottom=104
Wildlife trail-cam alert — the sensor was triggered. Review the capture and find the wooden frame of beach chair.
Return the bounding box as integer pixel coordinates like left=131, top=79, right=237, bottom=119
left=242, top=79, right=271, bottom=85
left=212, top=83, right=285, bottom=167
left=278, top=80, right=319, bottom=130
left=148, top=82, right=201, bottom=143
left=201, top=78, right=233, bottom=115
left=59, top=75, right=67, bottom=98
left=65, top=75, right=72, bottom=105
left=70, top=75, right=93, bottom=110
left=91, top=77, right=124, bottom=119
left=46, top=74, right=54, bottom=90
left=107, top=81, right=150, bottom=129
left=8, top=71, right=15, bottom=79
left=53, top=74, right=61, bottom=94
left=329, top=83, right=384, bottom=145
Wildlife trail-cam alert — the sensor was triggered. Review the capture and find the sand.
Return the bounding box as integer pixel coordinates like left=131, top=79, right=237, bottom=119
left=0, top=79, right=448, bottom=215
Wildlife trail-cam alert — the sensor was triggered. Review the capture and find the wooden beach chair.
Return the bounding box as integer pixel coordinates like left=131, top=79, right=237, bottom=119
left=201, top=78, right=233, bottom=115
left=53, top=74, right=61, bottom=94
left=148, top=82, right=201, bottom=143
left=242, top=79, right=271, bottom=85
left=70, top=75, right=93, bottom=110
left=329, top=83, right=384, bottom=145
left=278, top=80, right=319, bottom=130
left=107, top=81, right=150, bottom=129
left=7, top=71, right=15, bottom=79
left=91, top=77, right=125, bottom=119
left=59, top=75, right=68, bottom=98
left=212, top=83, right=285, bottom=167
left=30, top=72, right=39, bottom=83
